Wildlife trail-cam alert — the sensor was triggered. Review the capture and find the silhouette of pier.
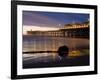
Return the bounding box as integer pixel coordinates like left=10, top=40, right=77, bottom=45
left=27, top=21, right=89, bottom=38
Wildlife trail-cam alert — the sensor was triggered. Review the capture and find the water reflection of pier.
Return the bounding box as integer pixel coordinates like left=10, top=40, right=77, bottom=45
left=27, top=22, right=89, bottom=38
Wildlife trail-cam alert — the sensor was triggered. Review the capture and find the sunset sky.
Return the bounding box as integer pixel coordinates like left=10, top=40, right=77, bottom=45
left=23, top=11, right=89, bottom=34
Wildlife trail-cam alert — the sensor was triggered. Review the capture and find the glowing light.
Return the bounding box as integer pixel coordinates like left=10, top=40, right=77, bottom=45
left=23, top=25, right=59, bottom=35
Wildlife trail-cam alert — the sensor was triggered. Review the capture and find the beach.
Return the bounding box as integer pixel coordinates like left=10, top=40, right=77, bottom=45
left=22, top=36, right=89, bottom=68
left=23, top=52, right=89, bottom=68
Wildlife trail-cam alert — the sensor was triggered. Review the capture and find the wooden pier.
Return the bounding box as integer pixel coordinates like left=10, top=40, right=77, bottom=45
left=27, top=22, right=89, bottom=38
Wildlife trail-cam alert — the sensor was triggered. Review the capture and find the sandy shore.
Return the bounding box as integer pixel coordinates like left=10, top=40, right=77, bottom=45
left=23, top=54, right=89, bottom=69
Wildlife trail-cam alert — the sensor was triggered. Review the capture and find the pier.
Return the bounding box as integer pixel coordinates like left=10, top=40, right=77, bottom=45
left=27, top=22, right=89, bottom=38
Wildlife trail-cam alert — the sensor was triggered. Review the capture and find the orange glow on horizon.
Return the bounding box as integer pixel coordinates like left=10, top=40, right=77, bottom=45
left=23, top=25, right=59, bottom=35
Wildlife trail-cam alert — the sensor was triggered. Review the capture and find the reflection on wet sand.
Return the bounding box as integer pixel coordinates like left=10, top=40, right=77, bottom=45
left=23, top=36, right=89, bottom=68
left=23, top=36, right=89, bottom=52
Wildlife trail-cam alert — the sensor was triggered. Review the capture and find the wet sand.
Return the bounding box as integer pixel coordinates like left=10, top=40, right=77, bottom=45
left=23, top=54, right=89, bottom=69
